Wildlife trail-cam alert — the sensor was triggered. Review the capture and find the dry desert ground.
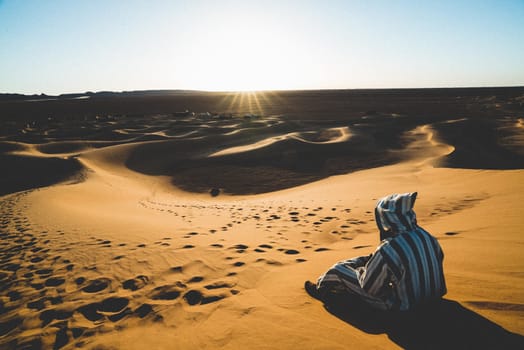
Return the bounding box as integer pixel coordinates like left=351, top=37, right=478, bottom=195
left=1, top=88, right=523, bottom=349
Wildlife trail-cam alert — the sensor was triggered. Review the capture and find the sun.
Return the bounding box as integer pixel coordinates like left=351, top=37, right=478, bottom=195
left=174, top=12, right=306, bottom=92
left=214, top=90, right=284, bottom=116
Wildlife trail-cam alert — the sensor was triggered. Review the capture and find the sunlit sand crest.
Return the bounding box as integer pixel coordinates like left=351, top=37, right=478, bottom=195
left=209, top=126, right=351, bottom=157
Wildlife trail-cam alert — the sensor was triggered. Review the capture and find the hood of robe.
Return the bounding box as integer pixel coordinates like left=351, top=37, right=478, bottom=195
left=375, top=192, right=418, bottom=240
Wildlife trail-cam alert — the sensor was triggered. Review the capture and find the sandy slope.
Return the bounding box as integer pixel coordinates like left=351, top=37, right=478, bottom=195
left=1, top=117, right=523, bottom=350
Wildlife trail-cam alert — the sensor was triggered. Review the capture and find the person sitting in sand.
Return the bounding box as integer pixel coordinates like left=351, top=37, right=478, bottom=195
left=305, top=192, right=447, bottom=311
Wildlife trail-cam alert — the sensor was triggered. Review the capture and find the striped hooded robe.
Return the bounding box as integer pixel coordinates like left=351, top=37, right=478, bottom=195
left=316, top=192, right=446, bottom=311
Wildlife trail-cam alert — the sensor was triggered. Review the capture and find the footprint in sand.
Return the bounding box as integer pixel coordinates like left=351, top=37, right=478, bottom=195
left=39, top=308, right=73, bottom=326
left=445, top=231, right=460, bottom=236
left=183, top=290, right=204, bottom=305
left=183, top=290, right=225, bottom=306
left=35, top=268, right=53, bottom=276
left=187, top=276, right=204, bottom=283
left=27, top=298, right=47, bottom=311
left=231, top=244, right=248, bottom=253
left=170, top=266, right=183, bottom=273
left=76, top=303, right=104, bottom=322
left=30, top=256, right=44, bottom=263
left=150, top=284, right=184, bottom=300
left=74, top=277, right=86, bottom=286
left=44, top=277, right=65, bottom=287
left=123, top=275, right=149, bottom=291
left=314, top=247, right=330, bottom=252
left=7, top=291, right=21, bottom=301
left=264, top=259, right=283, bottom=266
left=78, top=297, right=130, bottom=323
left=135, top=303, right=153, bottom=318
left=82, top=278, right=111, bottom=293
left=100, top=297, right=130, bottom=314
left=204, top=282, right=234, bottom=290
left=151, top=287, right=180, bottom=300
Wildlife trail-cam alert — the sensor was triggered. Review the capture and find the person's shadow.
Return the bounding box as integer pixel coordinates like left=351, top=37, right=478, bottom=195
left=322, top=294, right=524, bottom=349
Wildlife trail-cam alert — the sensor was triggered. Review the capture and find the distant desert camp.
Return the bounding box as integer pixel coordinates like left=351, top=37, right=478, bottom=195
left=1, top=88, right=523, bottom=349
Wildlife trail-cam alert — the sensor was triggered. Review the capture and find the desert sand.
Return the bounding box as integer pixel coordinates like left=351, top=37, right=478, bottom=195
left=1, top=88, right=523, bottom=349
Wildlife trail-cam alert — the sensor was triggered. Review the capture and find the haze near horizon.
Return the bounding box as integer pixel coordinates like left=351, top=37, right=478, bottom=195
left=1, top=0, right=523, bottom=94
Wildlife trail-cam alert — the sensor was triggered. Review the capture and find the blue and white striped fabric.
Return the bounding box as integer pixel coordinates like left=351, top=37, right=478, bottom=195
left=316, top=192, right=446, bottom=311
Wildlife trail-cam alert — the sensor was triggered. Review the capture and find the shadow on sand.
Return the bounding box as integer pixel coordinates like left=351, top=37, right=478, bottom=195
left=323, top=295, right=524, bottom=349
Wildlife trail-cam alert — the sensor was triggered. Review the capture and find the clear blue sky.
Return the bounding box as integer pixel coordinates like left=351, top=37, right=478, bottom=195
left=1, top=0, right=523, bottom=94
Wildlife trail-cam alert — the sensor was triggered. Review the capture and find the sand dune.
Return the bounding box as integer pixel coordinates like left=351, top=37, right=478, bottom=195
left=1, top=89, right=523, bottom=349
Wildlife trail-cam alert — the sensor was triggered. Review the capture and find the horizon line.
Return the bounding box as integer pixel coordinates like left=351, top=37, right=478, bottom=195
left=2, top=84, right=524, bottom=97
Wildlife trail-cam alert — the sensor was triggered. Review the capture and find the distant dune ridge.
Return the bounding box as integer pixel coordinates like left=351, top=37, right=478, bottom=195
left=1, top=88, right=523, bottom=196
left=0, top=88, right=523, bottom=349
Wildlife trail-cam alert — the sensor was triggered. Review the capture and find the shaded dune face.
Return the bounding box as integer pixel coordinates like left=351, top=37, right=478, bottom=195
left=433, top=118, right=524, bottom=169
left=0, top=155, right=84, bottom=196
left=125, top=114, right=524, bottom=195
left=124, top=116, right=406, bottom=195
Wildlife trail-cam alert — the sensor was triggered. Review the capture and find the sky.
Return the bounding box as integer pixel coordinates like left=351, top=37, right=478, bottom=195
left=0, top=0, right=523, bottom=94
